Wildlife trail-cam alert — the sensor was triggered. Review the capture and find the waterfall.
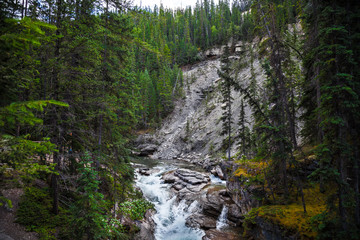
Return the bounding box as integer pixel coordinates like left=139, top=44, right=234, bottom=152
left=210, top=174, right=226, bottom=185
left=136, top=165, right=205, bottom=240
left=216, top=205, right=228, bottom=230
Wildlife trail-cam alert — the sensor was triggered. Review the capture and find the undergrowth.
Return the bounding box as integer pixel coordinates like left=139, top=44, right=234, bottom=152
left=16, top=186, right=71, bottom=240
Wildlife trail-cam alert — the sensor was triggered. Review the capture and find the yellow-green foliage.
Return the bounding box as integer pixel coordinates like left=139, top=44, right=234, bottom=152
left=247, top=186, right=327, bottom=239
left=233, top=159, right=268, bottom=178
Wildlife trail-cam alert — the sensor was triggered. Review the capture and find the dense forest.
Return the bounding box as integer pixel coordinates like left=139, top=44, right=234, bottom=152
left=0, top=0, right=359, bottom=239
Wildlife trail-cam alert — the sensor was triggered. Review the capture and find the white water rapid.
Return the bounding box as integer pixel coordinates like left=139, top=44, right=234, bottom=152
left=136, top=165, right=205, bottom=240
left=216, top=205, right=229, bottom=230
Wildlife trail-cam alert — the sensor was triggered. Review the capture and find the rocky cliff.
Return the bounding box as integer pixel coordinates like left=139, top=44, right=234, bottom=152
left=149, top=41, right=265, bottom=163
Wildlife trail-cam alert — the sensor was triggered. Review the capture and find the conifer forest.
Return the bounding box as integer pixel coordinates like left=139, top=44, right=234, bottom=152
left=0, top=0, right=359, bottom=239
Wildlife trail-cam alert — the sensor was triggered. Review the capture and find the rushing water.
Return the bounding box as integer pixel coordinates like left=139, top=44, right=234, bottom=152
left=216, top=206, right=229, bottom=230
left=135, top=162, right=205, bottom=240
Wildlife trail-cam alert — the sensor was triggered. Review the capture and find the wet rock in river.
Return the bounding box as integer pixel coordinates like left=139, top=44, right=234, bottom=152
left=174, top=169, right=210, bottom=184
left=162, top=168, right=210, bottom=201
left=187, top=183, right=208, bottom=192
left=138, top=168, right=159, bottom=176
left=162, top=170, right=179, bottom=183
left=215, top=165, right=225, bottom=180
left=173, top=183, right=185, bottom=191
left=201, top=187, right=224, bottom=217
left=186, top=213, right=217, bottom=230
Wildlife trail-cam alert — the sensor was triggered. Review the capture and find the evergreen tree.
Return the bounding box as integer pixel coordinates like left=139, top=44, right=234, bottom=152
left=302, top=0, right=360, bottom=236
left=218, top=45, right=234, bottom=161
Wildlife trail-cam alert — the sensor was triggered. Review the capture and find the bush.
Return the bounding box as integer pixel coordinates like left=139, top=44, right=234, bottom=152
left=119, top=199, right=154, bottom=220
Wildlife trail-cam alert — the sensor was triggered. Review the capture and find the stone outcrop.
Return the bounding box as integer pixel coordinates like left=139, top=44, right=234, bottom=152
left=162, top=168, right=210, bottom=201
left=186, top=214, right=217, bottom=229
left=137, top=168, right=160, bottom=176
left=226, top=176, right=263, bottom=215
left=133, top=209, right=156, bottom=240
left=136, top=144, right=158, bottom=156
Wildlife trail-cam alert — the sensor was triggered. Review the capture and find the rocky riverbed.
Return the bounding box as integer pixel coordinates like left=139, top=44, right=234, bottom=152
left=133, top=159, right=243, bottom=240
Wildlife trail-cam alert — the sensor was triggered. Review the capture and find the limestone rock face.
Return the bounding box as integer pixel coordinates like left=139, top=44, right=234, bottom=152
left=149, top=41, right=265, bottom=165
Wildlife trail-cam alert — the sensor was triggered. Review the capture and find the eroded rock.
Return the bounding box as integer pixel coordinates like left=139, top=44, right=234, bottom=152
left=186, top=213, right=217, bottom=230
left=215, top=165, right=225, bottom=180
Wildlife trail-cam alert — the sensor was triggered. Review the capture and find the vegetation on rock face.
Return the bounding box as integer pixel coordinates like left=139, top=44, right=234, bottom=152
left=119, top=199, right=154, bottom=221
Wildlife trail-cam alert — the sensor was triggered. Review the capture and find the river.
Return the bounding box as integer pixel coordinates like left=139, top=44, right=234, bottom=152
left=133, top=158, right=227, bottom=240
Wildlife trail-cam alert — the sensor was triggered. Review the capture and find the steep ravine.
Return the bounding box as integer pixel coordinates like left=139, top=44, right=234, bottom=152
left=134, top=43, right=293, bottom=240
left=151, top=43, right=265, bottom=161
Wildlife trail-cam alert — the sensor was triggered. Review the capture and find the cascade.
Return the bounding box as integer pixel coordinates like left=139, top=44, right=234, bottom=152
left=216, top=205, right=229, bottom=230
left=136, top=164, right=204, bottom=240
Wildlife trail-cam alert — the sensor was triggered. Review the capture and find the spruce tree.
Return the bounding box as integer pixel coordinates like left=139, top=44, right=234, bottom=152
left=218, top=45, right=234, bottom=161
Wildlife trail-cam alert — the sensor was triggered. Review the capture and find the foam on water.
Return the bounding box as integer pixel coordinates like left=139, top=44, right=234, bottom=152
left=210, top=174, right=226, bottom=185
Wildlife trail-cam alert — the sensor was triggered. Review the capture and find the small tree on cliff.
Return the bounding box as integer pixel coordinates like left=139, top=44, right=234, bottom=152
left=218, top=45, right=235, bottom=161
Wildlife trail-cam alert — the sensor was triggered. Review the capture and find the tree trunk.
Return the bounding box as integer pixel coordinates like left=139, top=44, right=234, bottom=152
left=51, top=0, right=62, bottom=215
left=228, top=92, right=231, bottom=162
left=354, top=144, right=360, bottom=225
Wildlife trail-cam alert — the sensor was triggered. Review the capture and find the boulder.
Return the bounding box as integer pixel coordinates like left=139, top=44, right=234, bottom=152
left=137, top=144, right=158, bottom=156
left=138, top=168, right=151, bottom=176
left=186, top=213, right=217, bottom=230
left=162, top=171, right=179, bottom=183
left=215, top=165, right=224, bottom=180
left=187, top=183, right=208, bottom=193
left=175, top=169, right=210, bottom=185
left=201, top=187, right=224, bottom=217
